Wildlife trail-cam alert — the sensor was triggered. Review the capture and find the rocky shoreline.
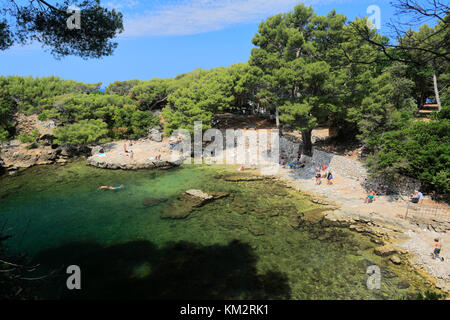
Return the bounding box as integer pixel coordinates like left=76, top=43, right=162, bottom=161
left=86, top=139, right=184, bottom=170
left=269, top=169, right=450, bottom=295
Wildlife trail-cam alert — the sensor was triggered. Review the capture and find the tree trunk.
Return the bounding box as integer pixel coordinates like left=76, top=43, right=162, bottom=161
left=301, top=129, right=313, bottom=157
left=433, top=72, right=442, bottom=111
left=275, top=105, right=279, bottom=129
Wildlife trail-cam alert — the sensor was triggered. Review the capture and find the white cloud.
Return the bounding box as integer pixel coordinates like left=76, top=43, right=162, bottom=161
left=122, top=0, right=330, bottom=37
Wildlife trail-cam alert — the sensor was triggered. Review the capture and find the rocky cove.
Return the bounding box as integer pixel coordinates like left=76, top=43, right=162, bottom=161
left=0, top=159, right=447, bottom=299
left=1, top=118, right=448, bottom=298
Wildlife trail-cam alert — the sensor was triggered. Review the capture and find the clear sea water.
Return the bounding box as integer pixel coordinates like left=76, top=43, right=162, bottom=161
left=0, top=160, right=432, bottom=299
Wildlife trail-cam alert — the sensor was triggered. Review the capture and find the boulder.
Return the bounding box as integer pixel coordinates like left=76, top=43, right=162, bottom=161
left=91, top=146, right=105, bottom=156
left=185, top=189, right=213, bottom=200
left=148, top=128, right=162, bottom=142
left=390, top=255, right=402, bottom=265
left=370, top=237, right=384, bottom=245
left=374, top=245, right=397, bottom=257
left=397, top=280, right=410, bottom=289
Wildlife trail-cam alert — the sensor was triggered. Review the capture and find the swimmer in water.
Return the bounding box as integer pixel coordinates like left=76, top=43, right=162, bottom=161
left=99, top=184, right=124, bottom=190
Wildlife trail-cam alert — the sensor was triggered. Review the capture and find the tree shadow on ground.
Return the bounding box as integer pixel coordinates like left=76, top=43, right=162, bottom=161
left=33, top=239, right=291, bottom=300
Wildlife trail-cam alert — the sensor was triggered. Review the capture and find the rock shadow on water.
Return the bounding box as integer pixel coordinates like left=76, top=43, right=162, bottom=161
left=32, top=239, right=291, bottom=300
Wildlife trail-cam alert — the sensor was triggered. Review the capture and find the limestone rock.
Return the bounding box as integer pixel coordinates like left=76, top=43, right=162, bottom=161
left=374, top=245, right=398, bottom=257
left=91, top=146, right=105, bottom=156
left=390, top=255, right=402, bottom=265
left=185, top=189, right=213, bottom=200
left=148, top=128, right=162, bottom=142
left=370, top=237, right=384, bottom=245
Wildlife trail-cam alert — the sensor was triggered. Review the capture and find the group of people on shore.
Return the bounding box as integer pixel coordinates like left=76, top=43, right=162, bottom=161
left=122, top=140, right=135, bottom=159
left=314, top=163, right=333, bottom=185
left=279, top=155, right=306, bottom=170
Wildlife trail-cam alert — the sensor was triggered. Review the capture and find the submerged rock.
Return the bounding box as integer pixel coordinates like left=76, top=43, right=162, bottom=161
left=390, top=255, right=402, bottom=265
left=142, top=197, right=168, bottom=207
left=247, top=225, right=264, bottom=236
left=397, top=280, right=410, bottom=289
left=223, top=175, right=273, bottom=182
left=160, top=190, right=230, bottom=219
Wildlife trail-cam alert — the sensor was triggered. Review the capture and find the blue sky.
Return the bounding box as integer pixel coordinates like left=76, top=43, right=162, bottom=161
left=0, top=0, right=423, bottom=87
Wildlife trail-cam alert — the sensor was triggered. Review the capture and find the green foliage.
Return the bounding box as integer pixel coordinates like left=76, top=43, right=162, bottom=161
left=348, top=62, right=416, bottom=146
left=42, top=93, right=159, bottom=139
left=18, top=128, right=40, bottom=145
left=162, top=67, right=235, bottom=135
left=54, top=119, right=108, bottom=145
left=18, top=133, right=33, bottom=144
left=366, top=119, right=450, bottom=193
left=249, top=4, right=351, bottom=153
left=1, top=0, right=124, bottom=59
left=106, top=80, right=141, bottom=96
left=0, top=88, right=16, bottom=141
left=0, top=127, right=9, bottom=144
left=416, top=290, right=446, bottom=300
left=130, top=78, right=175, bottom=111
left=0, top=76, right=101, bottom=113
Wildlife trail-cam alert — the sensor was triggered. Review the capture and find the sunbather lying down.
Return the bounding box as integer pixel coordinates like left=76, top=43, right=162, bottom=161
left=99, top=184, right=124, bottom=190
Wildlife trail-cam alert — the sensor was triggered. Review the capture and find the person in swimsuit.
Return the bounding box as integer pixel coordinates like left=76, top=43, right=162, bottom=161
left=432, top=238, right=444, bottom=261
left=315, top=171, right=321, bottom=185
left=365, top=189, right=375, bottom=203
left=327, top=171, right=333, bottom=185
left=99, top=185, right=124, bottom=190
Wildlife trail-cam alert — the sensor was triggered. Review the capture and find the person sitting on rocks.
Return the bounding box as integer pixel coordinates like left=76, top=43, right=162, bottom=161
left=410, top=190, right=424, bottom=204
left=365, top=189, right=375, bottom=203
left=432, top=238, right=444, bottom=261
left=300, top=160, right=306, bottom=168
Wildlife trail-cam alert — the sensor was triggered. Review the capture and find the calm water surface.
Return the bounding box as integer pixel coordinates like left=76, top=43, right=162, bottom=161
left=0, top=160, right=431, bottom=299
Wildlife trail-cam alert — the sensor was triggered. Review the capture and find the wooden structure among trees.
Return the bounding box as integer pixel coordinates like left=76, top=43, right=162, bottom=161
left=418, top=103, right=440, bottom=116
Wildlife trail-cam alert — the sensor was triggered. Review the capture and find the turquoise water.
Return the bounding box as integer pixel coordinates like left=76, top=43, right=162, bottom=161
left=0, top=161, right=433, bottom=299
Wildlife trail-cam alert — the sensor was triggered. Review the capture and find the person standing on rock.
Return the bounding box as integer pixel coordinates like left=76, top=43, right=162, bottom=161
left=327, top=171, right=333, bottom=185
left=315, top=170, right=321, bottom=185
left=432, top=238, right=444, bottom=261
